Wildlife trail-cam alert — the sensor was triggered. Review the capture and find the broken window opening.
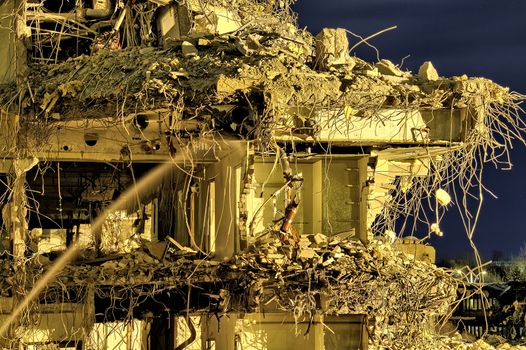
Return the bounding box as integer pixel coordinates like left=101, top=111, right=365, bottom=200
left=250, top=154, right=369, bottom=243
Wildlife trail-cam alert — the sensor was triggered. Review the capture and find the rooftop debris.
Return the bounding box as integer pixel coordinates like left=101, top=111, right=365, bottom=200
left=2, top=8, right=523, bottom=156
left=419, top=61, right=440, bottom=82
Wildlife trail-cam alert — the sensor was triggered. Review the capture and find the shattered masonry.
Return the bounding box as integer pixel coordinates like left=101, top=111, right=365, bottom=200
left=0, top=0, right=525, bottom=349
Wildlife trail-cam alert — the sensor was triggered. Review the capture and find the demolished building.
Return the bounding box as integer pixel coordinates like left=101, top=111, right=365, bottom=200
left=0, top=0, right=525, bottom=349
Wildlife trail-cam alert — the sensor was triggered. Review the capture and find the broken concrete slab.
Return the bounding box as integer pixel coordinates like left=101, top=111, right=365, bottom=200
left=375, top=59, right=404, bottom=77
left=298, top=236, right=311, bottom=249
left=145, top=241, right=169, bottom=261
left=267, top=253, right=285, bottom=259
left=313, top=232, right=328, bottom=245
left=298, top=247, right=318, bottom=260
left=322, top=257, right=334, bottom=266
left=157, top=4, right=192, bottom=48
left=331, top=245, right=342, bottom=256
left=418, top=61, right=439, bottom=81
left=156, top=2, right=241, bottom=47
left=181, top=41, right=198, bottom=57
left=315, top=28, right=355, bottom=70
left=191, top=7, right=241, bottom=36
left=235, top=34, right=263, bottom=56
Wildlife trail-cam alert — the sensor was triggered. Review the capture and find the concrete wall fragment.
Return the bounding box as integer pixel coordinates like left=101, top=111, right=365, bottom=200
left=315, top=28, right=354, bottom=71
left=0, top=1, right=15, bottom=84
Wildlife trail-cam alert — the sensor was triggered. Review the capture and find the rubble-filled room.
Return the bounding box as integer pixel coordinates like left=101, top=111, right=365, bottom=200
left=1, top=0, right=526, bottom=349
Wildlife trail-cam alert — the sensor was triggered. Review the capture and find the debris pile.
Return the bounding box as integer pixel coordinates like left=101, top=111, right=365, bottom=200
left=244, top=236, right=457, bottom=349
left=0, top=235, right=455, bottom=349
left=0, top=0, right=525, bottom=349
left=4, top=17, right=521, bottom=155
left=18, top=43, right=517, bottom=122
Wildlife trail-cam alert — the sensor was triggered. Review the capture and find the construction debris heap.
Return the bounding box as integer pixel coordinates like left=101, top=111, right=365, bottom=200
left=0, top=0, right=524, bottom=349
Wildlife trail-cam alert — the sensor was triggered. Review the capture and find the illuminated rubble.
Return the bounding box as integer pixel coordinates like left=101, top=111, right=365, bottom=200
left=2, top=236, right=456, bottom=348
left=0, top=0, right=525, bottom=349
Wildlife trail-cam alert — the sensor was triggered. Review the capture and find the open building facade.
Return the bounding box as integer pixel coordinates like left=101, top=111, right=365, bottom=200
left=0, top=0, right=524, bottom=349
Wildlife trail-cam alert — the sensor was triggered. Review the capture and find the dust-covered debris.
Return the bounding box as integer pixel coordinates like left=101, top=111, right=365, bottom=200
left=315, top=28, right=355, bottom=71
left=0, top=236, right=457, bottom=349
left=0, top=0, right=525, bottom=349
left=419, top=61, right=440, bottom=81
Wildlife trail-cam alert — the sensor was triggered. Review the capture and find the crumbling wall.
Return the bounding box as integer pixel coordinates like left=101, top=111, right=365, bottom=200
left=0, top=1, right=525, bottom=349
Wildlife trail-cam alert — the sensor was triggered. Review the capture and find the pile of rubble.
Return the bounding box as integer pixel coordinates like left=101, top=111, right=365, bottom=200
left=242, top=235, right=458, bottom=348
left=2, top=5, right=517, bottom=155
left=15, top=237, right=518, bottom=349
left=4, top=237, right=526, bottom=349
left=19, top=36, right=510, bottom=120
left=1, top=234, right=455, bottom=349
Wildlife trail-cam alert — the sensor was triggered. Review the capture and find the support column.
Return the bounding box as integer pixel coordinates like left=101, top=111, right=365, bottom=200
left=10, top=173, right=27, bottom=267
left=2, top=158, right=36, bottom=347
left=4, top=159, right=37, bottom=267
left=83, top=284, right=96, bottom=348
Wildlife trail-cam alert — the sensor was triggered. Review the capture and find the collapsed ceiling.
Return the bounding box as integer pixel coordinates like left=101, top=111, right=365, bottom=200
left=0, top=0, right=525, bottom=349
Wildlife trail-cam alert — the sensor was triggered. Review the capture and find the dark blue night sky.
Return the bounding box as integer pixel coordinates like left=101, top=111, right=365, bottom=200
left=293, top=0, right=526, bottom=260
